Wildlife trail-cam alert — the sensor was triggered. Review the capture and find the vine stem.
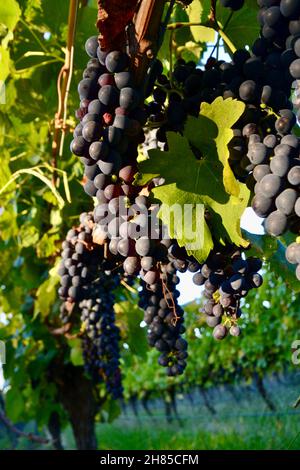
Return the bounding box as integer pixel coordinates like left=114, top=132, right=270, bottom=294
left=209, top=10, right=234, bottom=59
left=0, top=409, right=50, bottom=445
left=217, top=24, right=236, bottom=54
left=129, top=0, right=166, bottom=86
left=52, top=0, right=79, bottom=181
left=167, top=21, right=206, bottom=30
left=120, top=279, right=138, bottom=294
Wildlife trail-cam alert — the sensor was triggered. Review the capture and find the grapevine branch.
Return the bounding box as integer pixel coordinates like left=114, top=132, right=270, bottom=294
left=52, top=0, right=79, bottom=175
left=130, top=0, right=166, bottom=85
left=0, top=409, right=50, bottom=445
left=97, top=0, right=166, bottom=86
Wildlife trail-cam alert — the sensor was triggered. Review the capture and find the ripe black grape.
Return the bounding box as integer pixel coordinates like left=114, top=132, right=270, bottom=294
left=85, top=36, right=98, bottom=58
left=105, top=51, right=129, bottom=73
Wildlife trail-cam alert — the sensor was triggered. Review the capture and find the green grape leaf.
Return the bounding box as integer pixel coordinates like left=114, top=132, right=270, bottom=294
left=0, top=205, right=18, bottom=241
left=187, top=1, right=215, bottom=43
left=0, top=0, right=21, bottom=33
left=184, top=97, right=245, bottom=196
left=216, top=1, right=260, bottom=52
left=243, top=230, right=300, bottom=293
left=34, top=265, right=60, bottom=318
left=178, top=40, right=206, bottom=63
left=196, top=0, right=259, bottom=51
left=136, top=99, right=250, bottom=262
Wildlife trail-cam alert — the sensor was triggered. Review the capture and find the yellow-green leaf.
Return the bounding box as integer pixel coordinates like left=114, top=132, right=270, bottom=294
left=185, top=97, right=245, bottom=196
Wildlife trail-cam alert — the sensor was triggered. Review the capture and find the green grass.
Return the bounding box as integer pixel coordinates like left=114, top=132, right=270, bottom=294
left=91, top=377, right=300, bottom=450
left=2, top=377, right=300, bottom=450
left=95, top=414, right=300, bottom=450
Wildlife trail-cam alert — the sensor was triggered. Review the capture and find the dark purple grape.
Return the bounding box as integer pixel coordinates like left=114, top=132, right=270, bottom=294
left=105, top=51, right=129, bottom=73
left=98, top=85, right=119, bottom=107
left=264, top=210, right=288, bottom=236
left=85, top=36, right=98, bottom=58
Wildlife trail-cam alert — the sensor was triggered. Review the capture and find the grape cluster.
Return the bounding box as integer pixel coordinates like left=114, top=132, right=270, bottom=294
left=57, top=212, right=102, bottom=305
left=58, top=212, right=123, bottom=396
left=192, top=245, right=263, bottom=339
left=71, top=36, right=145, bottom=207
left=93, top=190, right=189, bottom=373
left=250, top=133, right=300, bottom=236
left=145, top=1, right=300, bottom=281
left=257, top=0, right=300, bottom=85
left=80, top=272, right=123, bottom=399
left=138, top=259, right=188, bottom=376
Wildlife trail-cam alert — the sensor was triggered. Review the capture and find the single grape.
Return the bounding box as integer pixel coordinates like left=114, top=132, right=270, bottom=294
left=264, top=210, right=288, bottom=236
left=82, top=121, right=102, bottom=142
left=289, top=58, right=300, bottom=78
left=229, top=325, right=241, bottom=337
left=105, top=51, right=129, bottom=73
left=89, top=141, right=109, bottom=161
left=275, top=188, right=298, bottom=215
left=85, top=36, right=98, bottom=58
left=98, top=85, right=119, bottom=107
left=239, top=80, right=258, bottom=102
left=70, top=136, right=88, bottom=156
left=258, top=174, right=283, bottom=198
left=286, top=242, right=300, bottom=264
left=213, top=324, right=227, bottom=340
left=270, top=155, right=291, bottom=177
left=253, top=164, right=271, bottom=182
left=288, top=166, right=300, bottom=185
left=295, top=197, right=300, bottom=217
left=206, top=315, right=221, bottom=328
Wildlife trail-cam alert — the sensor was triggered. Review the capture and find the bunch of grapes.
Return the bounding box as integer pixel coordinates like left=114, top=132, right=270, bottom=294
left=192, top=245, right=263, bottom=339
left=58, top=212, right=124, bottom=396
left=138, top=259, right=188, bottom=376
left=146, top=0, right=300, bottom=182
left=71, top=36, right=146, bottom=210
left=93, top=191, right=190, bottom=373
left=57, top=212, right=103, bottom=306
left=249, top=133, right=300, bottom=236
left=80, top=272, right=123, bottom=399
left=257, top=0, right=300, bottom=83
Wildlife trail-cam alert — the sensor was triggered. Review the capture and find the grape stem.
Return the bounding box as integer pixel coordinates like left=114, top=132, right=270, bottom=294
left=209, top=10, right=233, bottom=59
left=161, top=273, right=179, bottom=326
left=216, top=23, right=237, bottom=54
left=120, top=279, right=138, bottom=294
